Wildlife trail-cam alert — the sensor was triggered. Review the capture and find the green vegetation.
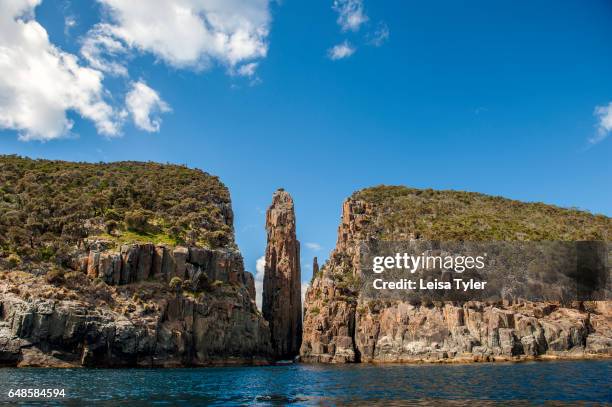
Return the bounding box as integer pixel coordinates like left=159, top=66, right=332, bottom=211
left=7, top=253, right=21, bottom=268
left=0, top=155, right=234, bottom=264
left=335, top=272, right=361, bottom=291
left=97, top=230, right=179, bottom=246
left=45, top=268, right=65, bottom=285
left=169, top=277, right=183, bottom=291
left=353, top=185, right=610, bottom=241
left=356, top=304, right=367, bottom=315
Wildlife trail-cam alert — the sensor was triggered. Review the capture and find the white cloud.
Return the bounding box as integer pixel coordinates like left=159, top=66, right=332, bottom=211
left=368, top=22, right=389, bottom=47
left=330, top=1, right=389, bottom=54
left=80, top=27, right=129, bottom=76
left=64, top=15, right=76, bottom=36
left=591, top=102, right=612, bottom=144
left=328, top=41, right=355, bottom=60
left=254, top=255, right=265, bottom=310
left=305, top=242, right=322, bottom=251
left=0, top=0, right=120, bottom=141
left=3, top=0, right=271, bottom=141
left=237, top=62, right=258, bottom=77
left=333, top=0, right=368, bottom=32
left=125, top=81, right=171, bottom=132
left=89, top=0, right=271, bottom=73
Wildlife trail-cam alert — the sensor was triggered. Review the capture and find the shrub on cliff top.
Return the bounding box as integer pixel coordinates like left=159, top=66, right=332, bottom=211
left=7, top=254, right=21, bottom=268
left=124, top=209, right=152, bottom=233
left=352, top=185, right=610, bottom=241
left=0, top=155, right=235, bottom=263
left=169, top=277, right=183, bottom=291
left=46, top=268, right=65, bottom=285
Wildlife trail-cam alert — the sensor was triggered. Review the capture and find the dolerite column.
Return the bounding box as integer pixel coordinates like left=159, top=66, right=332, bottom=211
left=263, top=188, right=302, bottom=359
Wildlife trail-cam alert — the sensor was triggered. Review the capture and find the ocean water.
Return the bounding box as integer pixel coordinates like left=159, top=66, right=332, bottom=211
left=0, top=360, right=610, bottom=406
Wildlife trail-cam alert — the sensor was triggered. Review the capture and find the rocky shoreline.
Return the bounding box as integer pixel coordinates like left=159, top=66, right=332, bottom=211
left=0, top=262, right=273, bottom=368
left=1, top=158, right=610, bottom=368
left=300, top=192, right=612, bottom=364
left=0, top=189, right=304, bottom=368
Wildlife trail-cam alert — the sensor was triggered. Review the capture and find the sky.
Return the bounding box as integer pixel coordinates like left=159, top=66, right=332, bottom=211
left=1, top=0, right=611, bottom=305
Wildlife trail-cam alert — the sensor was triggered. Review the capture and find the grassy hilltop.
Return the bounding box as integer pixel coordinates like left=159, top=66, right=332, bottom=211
left=0, top=155, right=234, bottom=266
left=354, top=185, right=610, bottom=241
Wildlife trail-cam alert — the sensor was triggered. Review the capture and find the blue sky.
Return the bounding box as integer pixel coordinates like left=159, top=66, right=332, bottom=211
left=1, top=0, right=611, bottom=291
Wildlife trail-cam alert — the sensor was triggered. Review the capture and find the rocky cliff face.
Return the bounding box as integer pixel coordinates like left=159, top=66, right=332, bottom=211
left=301, top=187, right=612, bottom=363
left=262, top=189, right=302, bottom=359
left=0, top=241, right=272, bottom=367
left=0, top=158, right=272, bottom=367
left=81, top=240, right=249, bottom=289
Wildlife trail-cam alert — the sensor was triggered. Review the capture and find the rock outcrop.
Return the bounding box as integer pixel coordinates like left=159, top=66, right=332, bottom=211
left=81, top=241, right=252, bottom=288
left=301, top=187, right=612, bottom=363
left=262, top=189, right=302, bottom=359
left=0, top=243, right=271, bottom=367
left=350, top=300, right=612, bottom=363
left=0, top=282, right=271, bottom=368
left=0, top=157, right=273, bottom=367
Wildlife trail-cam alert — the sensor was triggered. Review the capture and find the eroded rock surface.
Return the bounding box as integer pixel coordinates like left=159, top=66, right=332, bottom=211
left=0, top=244, right=270, bottom=367
left=301, top=191, right=612, bottom=363
left=262, top=189, right=302, bottom=359
left=0, top=281, right=270, bottom=367
left=0, top=157, right=271, bottom=367
left=82, top=241, right=253, bottom=288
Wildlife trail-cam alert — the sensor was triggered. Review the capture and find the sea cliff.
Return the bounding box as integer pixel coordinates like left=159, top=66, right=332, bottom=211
left=2, top=157, right=610, bottom=367
left=0, top=156, right=271, bottom=367
left=300, top=186, right=612, bottom=363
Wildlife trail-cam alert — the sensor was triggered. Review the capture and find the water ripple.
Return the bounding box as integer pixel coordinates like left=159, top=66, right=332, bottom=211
left=0, top=360, right=609, bottom=406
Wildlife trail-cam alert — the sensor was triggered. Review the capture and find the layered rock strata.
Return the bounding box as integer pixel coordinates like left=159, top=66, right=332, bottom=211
left=301, top=191, right=612, bottom=363
left=80, top=241, right=251, bottom=289
left=0, top=282, right=271, bottom=368
left=0, top=242, right=270, bottom=367
left=262, top=189, right=302, bottom=359
left=0, top=157, right=273, bottom=367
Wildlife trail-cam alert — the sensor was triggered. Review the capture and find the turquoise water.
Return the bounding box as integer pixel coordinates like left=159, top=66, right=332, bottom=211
left=0, top=360, right=610, bottom=405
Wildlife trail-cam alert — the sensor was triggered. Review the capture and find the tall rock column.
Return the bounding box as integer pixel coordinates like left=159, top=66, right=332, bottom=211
left=263, top=189, right=302, bottom=359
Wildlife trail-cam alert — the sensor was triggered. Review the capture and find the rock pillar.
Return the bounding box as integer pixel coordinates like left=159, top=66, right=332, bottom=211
left=262, top=189, right=302, bottom=359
